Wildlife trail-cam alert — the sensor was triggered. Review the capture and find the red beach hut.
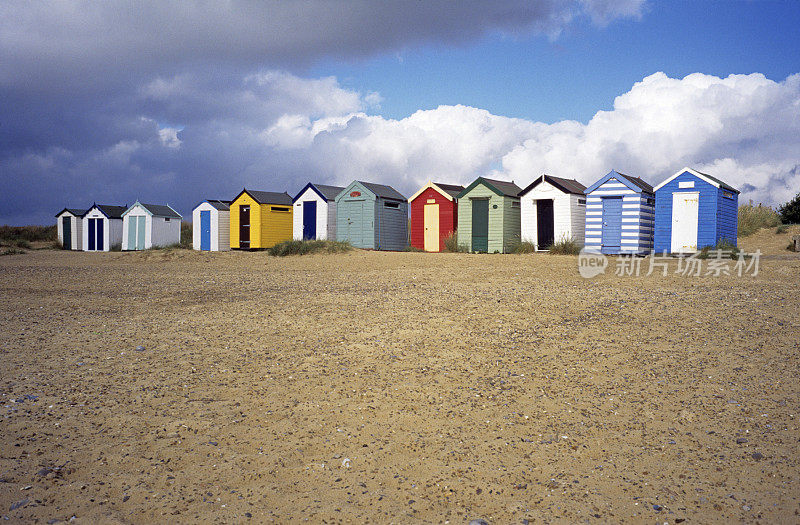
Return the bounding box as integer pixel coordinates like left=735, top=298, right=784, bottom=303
left=408, top=181, right=464, bottom=252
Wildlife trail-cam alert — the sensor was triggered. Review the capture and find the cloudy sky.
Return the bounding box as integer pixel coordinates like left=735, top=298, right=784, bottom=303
left=1, top=0, right=799, bottom=224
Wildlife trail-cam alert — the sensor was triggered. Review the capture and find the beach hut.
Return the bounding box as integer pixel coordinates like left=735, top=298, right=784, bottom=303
left=192, top=200, right=231, bottom=251
left=456, top=177, right=522, bottom=253
left=518, top=175, right=586, bottom=250
left=122, top=202, right=182, bottom=250
left=82, top=204, right=126, bottom=252
left=335, top=181, right=408, bottom=250
left=584, top=170, right=654, bottom=255
left=292, top=183, right=345, bottom=241
left=229, top=189, right=293, bottom=249
left=55, top=208, right=87, bottom=250
left=408, top=181, right=464, bottom=252
left=653, top=167, right=740, bottom=253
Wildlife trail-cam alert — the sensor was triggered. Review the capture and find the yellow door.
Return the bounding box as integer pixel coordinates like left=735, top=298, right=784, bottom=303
left=424, top=204, right=439, bottom=252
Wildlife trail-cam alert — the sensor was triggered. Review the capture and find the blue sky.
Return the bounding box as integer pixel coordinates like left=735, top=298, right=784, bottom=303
left=1, top=0, right=799, bottom=225
left=313, top=1, right=800, bottom=123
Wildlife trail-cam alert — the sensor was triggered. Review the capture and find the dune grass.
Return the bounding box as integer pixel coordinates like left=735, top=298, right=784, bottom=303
left=267, top=239, right=353, bottom=256
left=549, top=238, right=582, bottom=255
left=510, top=241, right=537, bottom=254
left=443, top=231, right=468, bottom=253
left=738, top=202, right=781, bottom=237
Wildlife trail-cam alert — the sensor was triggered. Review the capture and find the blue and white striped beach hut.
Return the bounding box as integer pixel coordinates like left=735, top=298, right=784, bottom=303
left=584, top=170, right=654, bottom=255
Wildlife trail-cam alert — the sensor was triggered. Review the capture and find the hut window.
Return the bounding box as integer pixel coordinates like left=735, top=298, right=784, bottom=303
left=578, top=199, right=586, bottom=205
left=511, top=201, right=520, bottom=208
left=646, top=198, right=655, bottom=205
left=722, top=191, right=734, bottom=199
left=271, top=206, right=290, bottom=212
left=165, top=218, right=170, bottom=222
left=384, top=202, right=400, bottom=208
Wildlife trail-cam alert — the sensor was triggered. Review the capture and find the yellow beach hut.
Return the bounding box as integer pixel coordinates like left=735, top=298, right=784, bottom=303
left=229, top=189, right=293, bottom=249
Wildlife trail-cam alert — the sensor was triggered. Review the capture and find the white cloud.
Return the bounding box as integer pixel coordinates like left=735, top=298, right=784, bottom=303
left=247, top=70, right=799, bottom=206
left=260, top=71, right=798, bottom=203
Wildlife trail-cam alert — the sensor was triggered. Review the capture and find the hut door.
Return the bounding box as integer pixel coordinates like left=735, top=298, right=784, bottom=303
left=346, top=201, right=364, bottom=247
left=302, top=201, right=317, bottom=240
left=239, top=205, right=250, bottom=248
left=200, top=210, right=211, bottom=250
left=62, top=216, right=71, bottom=250
left=136, top=216, right=146, bottom=250
left=671, top=192, right=699, bottom=253
left=88, top=219, right=96, bottom=250
left=96, top=219, right=104, bottom=250
left=127, top=217, right=136, bottom=250
left=536, top=199, right=554, bottom=249
left=601, top=197, right=622, bottom=253
left=424, top=203, right=439, bottom=252
left=471, top=198, right=489, bottom=252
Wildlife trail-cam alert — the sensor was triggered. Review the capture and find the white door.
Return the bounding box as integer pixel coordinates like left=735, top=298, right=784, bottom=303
left=671, top=192, right=699, bottom=253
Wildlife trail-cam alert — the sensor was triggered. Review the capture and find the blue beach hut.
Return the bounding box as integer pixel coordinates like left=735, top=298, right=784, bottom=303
left=335, top=181, right=408, bottom=250
left=653, top=167, right=739, bottom=254
left=584, top=170, right=654, bottom=255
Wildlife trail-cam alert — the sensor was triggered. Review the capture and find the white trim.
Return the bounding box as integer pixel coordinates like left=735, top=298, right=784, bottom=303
left=653, top=166, right=721, bottom=192
left=407, top=181, right=456, bottom=203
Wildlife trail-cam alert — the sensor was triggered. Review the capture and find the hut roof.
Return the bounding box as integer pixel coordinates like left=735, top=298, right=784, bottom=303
left=518, top=175, right=586, bottom=196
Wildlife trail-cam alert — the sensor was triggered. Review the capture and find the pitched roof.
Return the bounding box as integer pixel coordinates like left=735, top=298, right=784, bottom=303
left=652, top=167, right=740, bottom=193
left=433, top=182, right=465, bottom=198
left=138, top=203, right=182, bottom=218
left=360, top=181, right=406, bottom=201
left=621, top=173, right=654, bottom=194
left=210, top=200, right=231, bottom=210
left=234, top=189, right=293, bottom=205
left=94, top=204, right=128, bottom=219
left=55, top=208, right=87, bottom=218
left=518, top=175, right=586, bottom=197
left=457, top=177, right=522, bottom=199
left=584, top=171, right=654, bottom=195
left=407, top=181, right=465, bottom=202
left=293, top=182, right=346, bottom=202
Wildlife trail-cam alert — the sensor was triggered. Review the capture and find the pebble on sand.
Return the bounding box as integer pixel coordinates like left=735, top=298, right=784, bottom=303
left=134, top=346, right=146, bottom=352
left=469, top=519, right=489, bottom=525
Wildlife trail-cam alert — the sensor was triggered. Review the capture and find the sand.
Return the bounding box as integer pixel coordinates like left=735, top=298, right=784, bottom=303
left=1, top=228, right=799, bottom=523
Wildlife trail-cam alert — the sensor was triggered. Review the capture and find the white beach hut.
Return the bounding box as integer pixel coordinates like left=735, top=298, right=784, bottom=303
left=122, top=202, right=182, bottom=250
left=55, top=208, right=87, bottom=250
left=192, top=200, right=230, bottom=251
left=292, top=183, right=345, bottom=240
left=82, top=204, right=126, bottom=252
left=518, top=175, right=587, bottom=249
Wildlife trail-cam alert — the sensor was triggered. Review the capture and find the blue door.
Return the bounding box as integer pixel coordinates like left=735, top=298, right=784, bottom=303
left=96, top=218, right=104, bottom=251
left=302, top=201, right=317, bottom=240
left=601, top=197, right=622, bottom=254
left=200, top=210, right=211, bottom=250
left=88, top=219, right=96, bottom=250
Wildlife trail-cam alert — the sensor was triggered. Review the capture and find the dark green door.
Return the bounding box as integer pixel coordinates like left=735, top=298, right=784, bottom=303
left=471, top=198, right=489, bottom=252
left=62, top=216, right=71, bottom=249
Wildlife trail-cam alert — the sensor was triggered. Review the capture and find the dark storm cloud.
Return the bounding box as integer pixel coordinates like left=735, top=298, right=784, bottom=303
left=0, top=0, right=645, bottom=224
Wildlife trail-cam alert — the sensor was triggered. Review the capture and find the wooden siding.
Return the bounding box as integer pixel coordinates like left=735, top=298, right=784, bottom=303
left=585, top=177, right=654, bottom=254
left=193, top=203, right=230, bottom=251
left=57, top=212, right=83, bottom=250
left=520, top=181, right=584, bottom=248
left=653, top=170, right=738, bottom=252
left=230, top=193, right=259, bottom=248
left=82, top=208, right=123, bottom=252
left=716, top=187, right=738, bottom=246
left=260, top=205, right=293, bottom=248
left=336, top=181, right=376, bottom=249
left=292, top=188, right=329, bottom=240
left=376, top=199, right=409, bottom=250
left=457, top=182, right=518, bottom=253
left=409, top=186, right=456, bottom=251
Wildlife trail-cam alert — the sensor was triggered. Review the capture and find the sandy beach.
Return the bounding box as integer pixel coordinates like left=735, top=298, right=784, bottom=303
left=1, top=228, right=799, bottom=523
